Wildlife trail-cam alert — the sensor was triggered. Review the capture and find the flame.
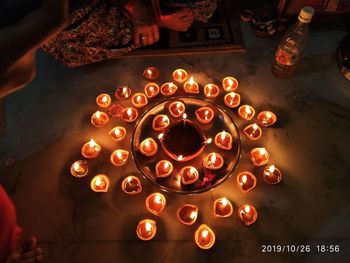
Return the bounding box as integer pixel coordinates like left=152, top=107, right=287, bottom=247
left=169, top=82, right=174, bottom=88
left=259, top=148, right=266, bottom=156
left=221, top=197, right=228, bottom=207
left=95, top=111, right=101, bottom=119
left=163, top=161, right=169, bottom=169
left=201, top=229, right=209, bottom=239
left=206, top=138, right=213, bottom=144
left=101, top=95, right=108, bottom=103
left=208, top=84, right=212, bottom=90
left=144, top=140, right=151, bottom=148
left=210, top=153, right=217, bottom=164
left=127, top=108, right=133, bottom=116
left=176, top=103, right=181, bottom=109
left=266, top=112, right=272, bottom=118
left=182, top=113, right=187, bottom=119
left=189, top=167, right=197, bottom=175
left=122, top=87, right=128, bottom=94
left=162, top=116, right=168, bottom=124
left=204, top=110, right=209, bottom=120
left=136, top=95, right=141, bottom=103
left=73, top=162, right=80, bottom=172
left=190, top=210, right=197, bottom=219
left=114, top=128, right=121, bottom=136
left=220, top=131, right=226, bottom=141
left=116, top=150, right=123, bottom=159
left=178, top=155, right=184, bottom=161
left=127, top=176, right=132, bottom=183
left=242, top=175, right=247, bottom=184
left=95, top=177, right=102, bottom=186
left=154, top=194, right=162, bottom=204
left=252, top=124, right=258, bottom=130
left=149, top=86, right=154, bottom=92
left=89, top=139, right=96, bottom=148
left=227, top=78, right=233, bottom=86
left=147, top=69, right=152, bottom=76
left=244, top=205, right=251, bottom=213
left=145, top=221, right=152, bottom=232
left=178, top=70, right=183, bottom=77
left=189, top=77, right=194, bottom=85
left=158, top=133, right=164, bottom=140
left=268, top=165, right=275, bottom=173
left=246, top=106, right=252, bottom=115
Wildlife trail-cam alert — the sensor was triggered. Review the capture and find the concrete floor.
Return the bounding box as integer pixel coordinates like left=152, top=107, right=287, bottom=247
left=1, top=23, right=350, bottom=263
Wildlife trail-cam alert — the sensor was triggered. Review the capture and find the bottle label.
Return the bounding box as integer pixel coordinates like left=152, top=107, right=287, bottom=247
left=275, top=47, right=295, bottom=66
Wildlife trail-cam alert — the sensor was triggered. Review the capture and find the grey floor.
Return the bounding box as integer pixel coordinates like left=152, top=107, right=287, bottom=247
left=1, top=23, right=350, bottom=263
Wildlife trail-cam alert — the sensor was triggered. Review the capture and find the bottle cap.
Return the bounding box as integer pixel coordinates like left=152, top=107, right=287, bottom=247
left=298, top=6, right=315, bottom=23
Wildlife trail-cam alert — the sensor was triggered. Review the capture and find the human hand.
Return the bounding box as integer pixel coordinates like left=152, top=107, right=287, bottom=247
left=5, top=236, right=43, bottom=263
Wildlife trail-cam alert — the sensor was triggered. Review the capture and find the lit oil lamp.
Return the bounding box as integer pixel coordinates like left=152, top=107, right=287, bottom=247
left=144, top=83, right=160, bottom=98
left=172, top=69, right=188, bottom=83
left=214, top=130, right=232, bottom=150
left=168, top=101, right=186, bottom=118
left=213, top=197, right=233, bottom=217
left=195, top=107, right=214, bottom=124
left=115, top=85, right=132, bottom=100
left=257, top=111, right=277, bottom=127
left=238, top=204, right=258, bottom=226
left=145, top=192, right=166, bottom=216
left=183, top=77, right=199, bottom=94
left=194, top=224, right=216, bottom=250
left=121, top=107, right=138, bottom=123
left=204, top=152, right=224, bottom=170
left=243, top=123, right=262, bottom=140
left=204, top=84, right=220, bottom=98
left=222, top=76, right=239, bottom=92
left=237, top=172, right=257, bottom=192
left=238, top=105, right=255, bottom=120
left=155, top=160, right=173, bottom=178
left=91, top=111, right=109, bottom=127
left=109, top=126, right=126, bottom=142
left=136, top=219, right=157, bottom=241
left=121, top=175, right=142, bottom=195
left=224, top=92, right=241, bottom=108
left=81, top=139, right=101, bottom=159
left=250, top=147, right=269, bottom=166
left=160, top=82, right=178, bottom=96
left=143, top=66, right=159, bottom=81
left=263, top=165, right=282, bottom=184
left=90, top=174, right=110, bottom=192
left=140, top=138, right=158, bottom=156
left=152, top=114, right=170, bottom=131
left=177, top=204, right=198, bottom=225
left=70, top=160, right=88, bottom=178
left=131, top=93, right=148, bottom=108
left=96, top=93, right=111, bottom=108
left=180, top=166, right=199, bottom=185
left=110, top=149, right=129, bottom=167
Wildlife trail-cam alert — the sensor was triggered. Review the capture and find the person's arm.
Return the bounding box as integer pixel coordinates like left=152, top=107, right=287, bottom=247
left=0, top=0, right=69, bottom=73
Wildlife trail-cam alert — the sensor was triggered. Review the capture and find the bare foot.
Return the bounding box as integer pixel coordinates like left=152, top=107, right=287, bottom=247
left=157, top=8, right=194, bottom=32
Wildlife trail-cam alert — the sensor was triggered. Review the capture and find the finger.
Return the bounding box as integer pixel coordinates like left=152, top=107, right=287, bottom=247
left=134, top=29, right=141, bottom=46
left=145, top=30, right=154, bottom=46
left=153, top=25, right=160, bottom=43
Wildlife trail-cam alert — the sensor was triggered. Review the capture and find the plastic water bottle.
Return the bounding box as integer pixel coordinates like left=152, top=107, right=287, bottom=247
left=271, top=6, right=315, bottom=78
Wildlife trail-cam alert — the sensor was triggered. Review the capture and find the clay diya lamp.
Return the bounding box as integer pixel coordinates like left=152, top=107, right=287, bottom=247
left=224, top=92, right=241, bottom=108
left=168, top=101, right=186, bottom=118
left=243, top=123, right=262, bottom=140
left=180, top=166, right=199, bottom=185
left=121, top=107, right=138, bottom=123
left=238, top=204, right=258, bottom=226
left=115, top=85, right=132, bottom=100
left=183, top=77, right=199, bottom=94
left=109, top=126, right=126, bottom=142
left=155, top=160, right=173, bottom=178
left=91, top=111, right=109, bottom=127
left=136, top=219, right=157, bottom=241
left=70, top=160, right=88, bottom=178
left=214, top=130, right=233, bottom=150
left=237, top=172, right=257, bottom=192
left=238, top=105, right=255, bottom=120
left=131, top=93, right=148, bottom=108
left=82, top=139, right=101, bottom=159
left=250, top=147, right=269, bottom=166
left=213, top=197, right=233, bottom=217
left=110, top=149, right=129, bottom=167
left=194, top=224, right=216, bottom=250
left=90, top=174, right=110, bottom=192
left=263, top=165, right=282, bottom=184
left=152, top=114, right=170, bottom=131
left=139, top=138, right=158, bottom=157
left=257, top=111, right=277, bottom=127
left=159, top=120, right=206, bottom=162
left=177, top=204, right=198, bottom=225
left=195, top=107, right=214, bottom=124
left=143, top=66, right=159, bottom=81
left=144, top=83, right=160, bottom=98
left=222, top=76, right=238, bottom=92
left=204, top=152, right=224, bottom=170
left=204, top=84, right=220, bottom=98
left=121, top=175, right=142, bottom=195
left=160, top=82, right=178, bottom=96
left=172, top=69, right=188, bottom=83
left=96, top=93, right=111, bottom=108
left=145, top=192, right=166, bottom=216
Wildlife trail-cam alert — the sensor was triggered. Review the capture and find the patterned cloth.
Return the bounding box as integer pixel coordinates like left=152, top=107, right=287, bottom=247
left=42, top=0, right=220, bottom=67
